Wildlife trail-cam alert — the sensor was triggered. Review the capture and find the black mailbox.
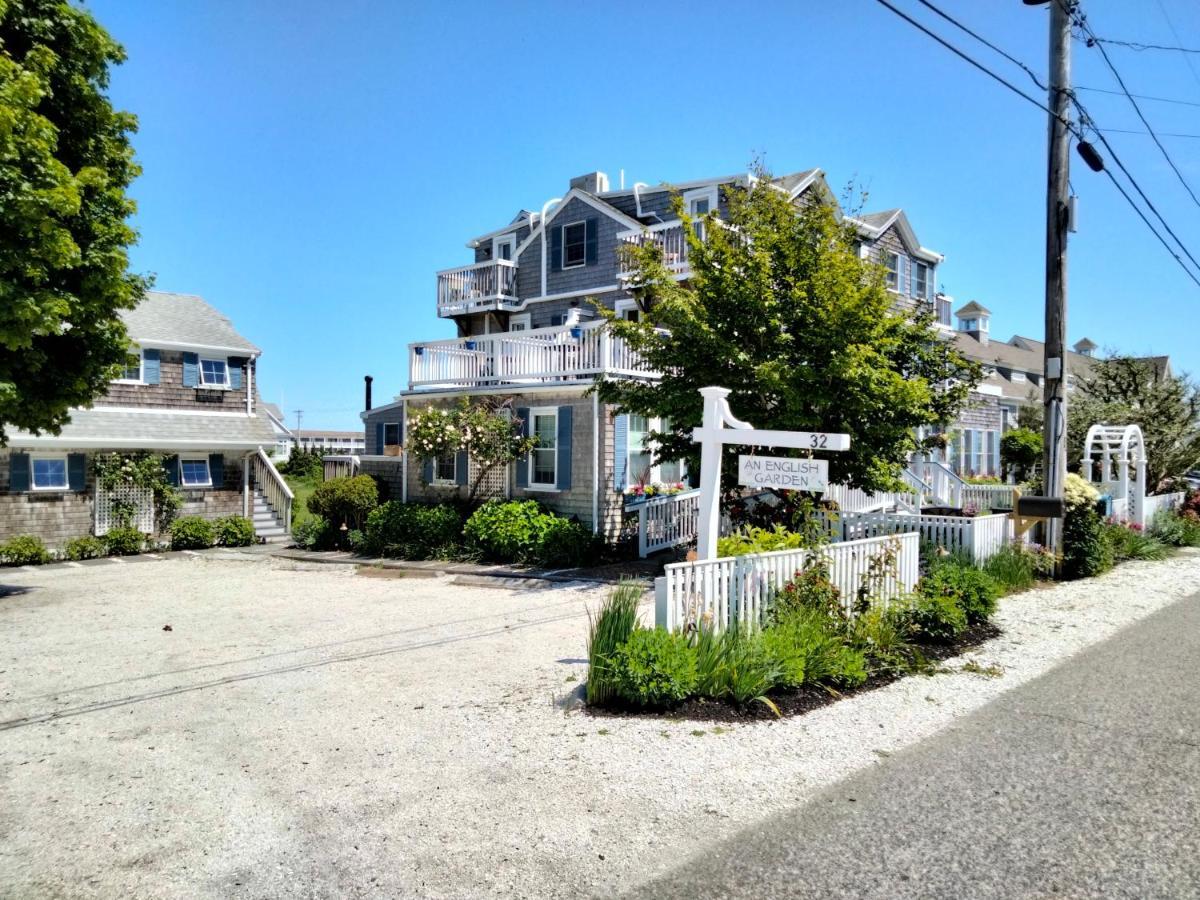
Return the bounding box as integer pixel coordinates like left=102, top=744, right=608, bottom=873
left=1015, top=495, right=1066, bottom=519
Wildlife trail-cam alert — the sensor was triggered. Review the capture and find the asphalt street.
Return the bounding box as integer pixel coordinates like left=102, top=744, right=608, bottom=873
left=630, top=591, right=1200, bottom=900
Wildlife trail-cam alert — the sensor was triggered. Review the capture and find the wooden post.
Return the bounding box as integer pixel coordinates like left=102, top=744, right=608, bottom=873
left=694, top=387, right=729, bottom=561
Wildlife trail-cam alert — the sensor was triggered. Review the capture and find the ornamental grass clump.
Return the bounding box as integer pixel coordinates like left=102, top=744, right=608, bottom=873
left=585, top=580, right=641, bottom=706
left=1104, top=520, right=1169, bottom=562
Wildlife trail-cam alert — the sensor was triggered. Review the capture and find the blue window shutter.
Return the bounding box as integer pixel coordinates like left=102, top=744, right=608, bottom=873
left=421, top=457, right=434, bottom=483
left=228, top=359, right=243, bottom=389
left=556, top=405, right=573, bottom=490
left=375, top=422, right=384, bottom=455
left=10, top=453, right=30, bottom=492
left=515, top=406, right=530, bottom=488
left=455, top=450, right=469, bottom=486
left=613, top=414, right=629, bottom=491
left=67, top=453, right=87, bottom=491
left=163, top=455, right=179, bottom=487
left=142, top=349, right=161, bottom=384
left=584, top=217, right=598, bottom=265
left=209, top=454, right=225, bottom=488
left=549, top=226, right=562, bottom=273
left=182, top=353, right=199, bottom=387
left=990, top=431, right=1001, bottom=477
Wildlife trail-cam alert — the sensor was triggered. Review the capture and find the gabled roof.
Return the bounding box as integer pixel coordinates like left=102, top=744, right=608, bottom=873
left=513, top=188, right=643, bottom=259
left=122, top=291, right=260, bottom=355
left=848, top=208, right=943, bottom=263
left=955, top=300, right=992, bottom=318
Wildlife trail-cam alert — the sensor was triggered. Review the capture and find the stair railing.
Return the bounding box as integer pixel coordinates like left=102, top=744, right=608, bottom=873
left=252, top=446, right=294, bottom=535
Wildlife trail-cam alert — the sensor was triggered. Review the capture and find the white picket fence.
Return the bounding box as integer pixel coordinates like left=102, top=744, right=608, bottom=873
left=825, top=482, right=919, bottom=513
left=654, top=532, right=920, bottom=631
left=829, top=510, right=1012, bottom=563
left=1142, top=491, right=1185, bottom=523
left=632, top=489, right=701, bottom=557
left=961, top=484, right=1018, bottom=511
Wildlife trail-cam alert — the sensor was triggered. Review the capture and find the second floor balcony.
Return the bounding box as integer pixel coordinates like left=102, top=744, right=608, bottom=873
left=436, top=259, right=520, bottom=317
left=409, top=321, right=659, bottom=391
left=617, top=220, right=695, bottom=279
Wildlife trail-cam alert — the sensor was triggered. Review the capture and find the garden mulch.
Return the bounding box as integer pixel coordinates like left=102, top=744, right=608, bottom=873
left=585, top=621, right=1003, bottom=724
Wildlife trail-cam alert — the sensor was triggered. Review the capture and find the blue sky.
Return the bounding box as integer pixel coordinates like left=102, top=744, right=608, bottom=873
left=89, top=0, right=1200, bottom=431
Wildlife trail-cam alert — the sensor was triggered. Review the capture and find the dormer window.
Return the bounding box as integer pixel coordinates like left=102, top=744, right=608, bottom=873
left=493, top=234, right=515, bottom=261
left=115, top=350, right=143, bottom=384
left=200, top=358, right=229, bottom=388
left=885, top=252, right=900, bottom=291
left=562, top=221, right=587, bottom=268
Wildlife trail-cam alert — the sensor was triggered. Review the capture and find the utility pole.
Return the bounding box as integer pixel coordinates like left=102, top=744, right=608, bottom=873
left=293, top=409, right=304, bottom=452
left=1041, top=0, right=1072, bottom=568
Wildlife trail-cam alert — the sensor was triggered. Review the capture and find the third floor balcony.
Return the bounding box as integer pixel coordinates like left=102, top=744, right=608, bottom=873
left=436, top=259, right=520, bottom=317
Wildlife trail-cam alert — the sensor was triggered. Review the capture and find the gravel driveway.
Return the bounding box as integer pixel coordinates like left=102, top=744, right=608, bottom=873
left=2, top=551, right=1198, bottom=899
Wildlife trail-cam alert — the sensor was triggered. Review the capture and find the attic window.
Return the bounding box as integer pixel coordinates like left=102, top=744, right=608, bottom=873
left=914, top=262, right=931, bottom=301
left=884, top=253, right=900, bottom=291
left=562, top=222, right=587, bottom=268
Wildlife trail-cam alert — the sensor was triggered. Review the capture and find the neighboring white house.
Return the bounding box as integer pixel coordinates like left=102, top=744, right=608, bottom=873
left=261, top=402, right=295, bottom=461
left=296, top=430, right=366, bottom=455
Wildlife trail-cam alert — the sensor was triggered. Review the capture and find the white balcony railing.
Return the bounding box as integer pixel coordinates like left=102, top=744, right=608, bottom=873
left=617, top=220, right=695, bottom=276
left=436, top=259, right=520, bottom=317
left=409, top=321, right=659, bottom=390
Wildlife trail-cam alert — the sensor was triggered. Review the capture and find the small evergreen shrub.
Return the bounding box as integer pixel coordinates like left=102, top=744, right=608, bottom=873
left=1062, top=505, right=1113, bottom=580
left=586, top=580, right=642, bottom=705
left=611, top=628, right=698, bottom=708
left=909, top=591, right=968, bottom=643
left=104, top=527, right=147, bottom=556
left=533, top=516, right=597, bottom=567
left=214, top=515, right=255, bottom=547
left=463, top=499, right=546, bottom=561
left=64, top=535, right=107, bottom=561
left=307, top=475, right=379, bottom=530
left=364, top=501, right=463, bottom=559
left=292, top=515, right=333, bottom=550
left=920, top=557, right=1001, bottom=624
left=168, top=516, right=215, bottom=550
left=2, top=534, right=51, bottom=566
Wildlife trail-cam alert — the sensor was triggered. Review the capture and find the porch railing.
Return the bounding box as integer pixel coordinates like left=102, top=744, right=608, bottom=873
left=409, top=321, right=660, bottom=390
left=633, top=489, right=701, bottom=557
left=436, top=259, right=520, bottom=316
left=252, top=447, right=293, bottom=535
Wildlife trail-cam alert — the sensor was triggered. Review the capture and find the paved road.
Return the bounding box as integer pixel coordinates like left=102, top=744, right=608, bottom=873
left=630, top=592, right=1200, bottom=900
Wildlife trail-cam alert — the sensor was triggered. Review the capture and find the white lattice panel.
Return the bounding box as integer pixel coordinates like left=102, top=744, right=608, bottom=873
left=470, top=457, right=509, bottom=500
left=95, top=484, right=155, bottom=536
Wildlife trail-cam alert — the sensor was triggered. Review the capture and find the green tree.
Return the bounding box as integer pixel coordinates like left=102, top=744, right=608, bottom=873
left=1068, top=356, right=1200, bottom=492
left=0, top=0, right=148, bottom=443
left=1000, top=427, right=1042, bottom=482
left=594, top=172, right=980, bottom=494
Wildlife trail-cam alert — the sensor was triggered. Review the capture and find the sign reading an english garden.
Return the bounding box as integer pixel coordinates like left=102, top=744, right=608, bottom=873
left=737, top=455, right=829, bottom=493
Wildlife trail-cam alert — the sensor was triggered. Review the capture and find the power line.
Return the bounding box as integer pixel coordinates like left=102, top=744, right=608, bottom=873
left=1154, top=0, right=1200, bottom=94
left=1089, top=37, right=1200, bottom=55
left=1101, top=127, right=1200, bottom=140
left=911, top=0, right=1046, bottom=90
left=1075, top=8, right=1200, bottom=209
left=1076, top=84, right=1200, bottom=108
left=871, top=0, right=1200, bottom=290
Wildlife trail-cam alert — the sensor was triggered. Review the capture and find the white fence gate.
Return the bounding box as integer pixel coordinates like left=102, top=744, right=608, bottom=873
left=95, top=484, right=155, bottom=536
left=655, top=532, right=920, bottom=631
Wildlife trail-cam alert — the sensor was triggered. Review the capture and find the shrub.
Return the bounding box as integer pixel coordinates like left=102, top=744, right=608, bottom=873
left=1062, top=504, right=1113, bottom=580
left=1104, top=521, right=1169, bottom=562
left=920, top=557, right=1001, bottom=624
left=214, top=515, right=256, bottom=547
left=64, top=535, right=107, bottom=561
left=1000, top=428, right=1042, bottom=482
left=848, top=605, right=918, bottom=675
left=279, top=448, right=324, bottom=480
left=364, top=502, right=463, bottom=559
left=586, top=580, right=642, bottom=705
left=292, top=515, right=333, bottom=550
left=463, top=499, right=546, bottom=561
left=1148, top=509, right=1200, bottom=548
left=761, top=607, right=867, bottom=688
left=769, top=560, right=843, bottom=624
left=2, top=535, right=51, bottom=566
left=612, top=628, right=697, bottom=708
left=104, top=527, right=147, bottom=556
left=307, top=475, right=379, bottom=530
left=168, top=516, right=215, bottom=550
left=982, top=543, right=1039, bottom=593
left=908, top=591, right=968, bottom=643
left=534, top=516, right=598, bottom=567
left=717, top=524, right=809, bottom=557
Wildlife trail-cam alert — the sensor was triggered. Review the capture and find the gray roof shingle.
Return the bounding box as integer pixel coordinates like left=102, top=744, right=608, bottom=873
left=10, top=408, right=277, bottom=449
left=121, top=291, right=260, bottom=354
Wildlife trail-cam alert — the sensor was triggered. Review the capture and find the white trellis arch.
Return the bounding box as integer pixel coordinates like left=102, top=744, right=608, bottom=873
left=1081, top=424, right=1147, bottom=523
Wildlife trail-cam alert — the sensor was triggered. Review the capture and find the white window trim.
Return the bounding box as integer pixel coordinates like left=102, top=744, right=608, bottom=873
left=560, top=220, right=587, bottom=270
left=509, top=313, right=531, bottom=332
left=431, top=451, right=458, bottom=486
left=526, top=406, right=558, bottom=491
left=626, top=415, right=687, bottom=485
left=913, top=261, right=931, bottom=301
left=199, top=357, right=231, bottom=389
left=30, top=453, right=70, bottom=492
left=884, top=251, right=901, bottom=293
left=614, top=298, right=641, bottom=322
left=179, top=456, right=213, bottom=488
left=492, top=234, right=516, bottom=262
left=682, top=185, right=718, bottom=215
left=113, top=348, right=145, bottom=385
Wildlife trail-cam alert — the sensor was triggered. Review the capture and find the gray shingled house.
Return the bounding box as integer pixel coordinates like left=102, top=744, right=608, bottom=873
left=358, top=168, right=978, bottom=544
left=0, top=292, right=291, bottom=548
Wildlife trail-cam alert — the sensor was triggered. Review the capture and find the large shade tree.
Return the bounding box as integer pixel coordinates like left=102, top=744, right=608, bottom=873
left=595, top=172, right=980, bottom=494
left=0, top=0, right=148, bottom=442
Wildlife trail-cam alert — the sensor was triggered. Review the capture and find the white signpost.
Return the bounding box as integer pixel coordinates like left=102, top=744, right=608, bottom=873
left=738, top=455, right=829, bottom=492
left=693, top=386, right=850, bottom=560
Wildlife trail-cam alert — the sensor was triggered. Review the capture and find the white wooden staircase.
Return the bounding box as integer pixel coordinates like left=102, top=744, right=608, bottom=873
left=251, top=490, right=289, bottom=543
left=250, top=448, right=294, bottom=544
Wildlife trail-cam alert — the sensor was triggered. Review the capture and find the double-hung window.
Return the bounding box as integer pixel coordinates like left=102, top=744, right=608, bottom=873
left=913, top=262, right=930, bottom=300
left=383, top=423, right=401, bottom=448
left=562, top=222, right=587, bottom=269
left=115, top=351, right=143, bottom=383
left=31, top=456, right=68, bottom=491
left=200, top=358, right=229, bottom=388
left=434, top=451, right=457, bottom=484
left=885, top=252, right=900, bottom=291
left=180, top=457, right=212, bottom=487
left=530, top=408, right=558, bottom=487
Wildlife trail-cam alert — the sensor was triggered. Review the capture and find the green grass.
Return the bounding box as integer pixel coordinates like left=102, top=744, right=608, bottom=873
left=286, top=474, right=320, bottom=525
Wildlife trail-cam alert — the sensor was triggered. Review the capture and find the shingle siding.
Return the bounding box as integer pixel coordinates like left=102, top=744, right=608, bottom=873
left=363, top=406, right=404, bottom=456
left=100, top=351, right=257, bottom=413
